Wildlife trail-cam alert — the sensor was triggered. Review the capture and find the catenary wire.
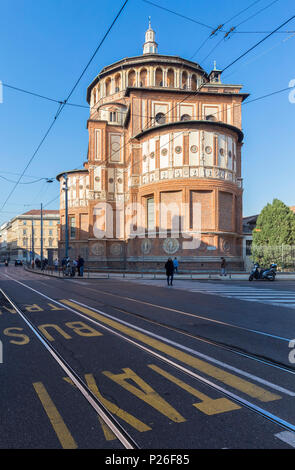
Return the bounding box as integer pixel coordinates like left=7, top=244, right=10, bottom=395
left=3, top=11, right=295, bottom=218
left=91, top=13, right=295, bottom=175
left=143, top=0, right=294, bottom=34
left=199, top=0, right=281, bottom=65
left=0, top=0, right=129, bottom=214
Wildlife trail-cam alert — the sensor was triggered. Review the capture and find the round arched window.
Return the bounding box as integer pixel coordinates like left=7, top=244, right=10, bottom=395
left=181, top=114, right=191, bottom=121
left=206, top=114, right=217, bottom=122
left=155, top=113, right=166, bottom=125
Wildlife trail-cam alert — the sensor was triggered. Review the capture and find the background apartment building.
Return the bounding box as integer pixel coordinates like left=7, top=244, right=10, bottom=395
left=0, top=209, right=59, bottom=264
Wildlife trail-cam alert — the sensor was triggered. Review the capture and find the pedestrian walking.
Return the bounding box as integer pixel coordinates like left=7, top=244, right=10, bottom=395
left=220, top=257, right=227, bottom=276
left=165, top=257, right=175, bottom=286
left=77, top=255, right=84, bottom=277
left=173, top=257, right=179, bottom=274
left=54, top=258, right=59, bottom=272
left=71, top=259, right=77, bottom=277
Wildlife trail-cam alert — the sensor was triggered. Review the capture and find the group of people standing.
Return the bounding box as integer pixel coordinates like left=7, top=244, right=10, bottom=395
left=60, top=255, right=85, bottom=277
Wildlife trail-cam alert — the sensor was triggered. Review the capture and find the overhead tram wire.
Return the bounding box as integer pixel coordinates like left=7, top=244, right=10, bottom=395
left=8, top=82, right=295, bottom=218
left=2, top=82, right=89, bottom=109
left=143, top=0, right=294, bottom=34
left=0, top=0, right=129, bottom=215
left=191, top=0, right=264, bottom=60
left=223, top=30, right=295, bottom=79
left=222, top=13, right=295, bottom=73
left=4, top=80, right=295, bottom=213
left=199, top=0, right=281, bottom=65
left=103, top=13, right=295, bottom=181
left=5, top=11, right=294, bottom=213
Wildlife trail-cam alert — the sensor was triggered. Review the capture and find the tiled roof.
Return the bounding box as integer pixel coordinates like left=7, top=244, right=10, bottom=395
left=22, top=210, right=59, bottom=216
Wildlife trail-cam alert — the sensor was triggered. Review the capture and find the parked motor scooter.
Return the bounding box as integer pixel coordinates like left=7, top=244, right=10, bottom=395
left=249, top=263, right=277, bottom=281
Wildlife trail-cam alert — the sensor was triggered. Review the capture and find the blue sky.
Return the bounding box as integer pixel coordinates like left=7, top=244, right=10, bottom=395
left=0, top=0, right=294, bottom=226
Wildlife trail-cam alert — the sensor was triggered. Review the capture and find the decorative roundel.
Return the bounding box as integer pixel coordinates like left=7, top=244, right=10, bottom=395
left=219, top=148, right=224, bottom=156
left=175, top=146, right=182, bottom=154
left=150, top=152, right=155, bottom=159
left=141, top=238, right=152, bottom=255
left=86, top=185, right=90, bottom=189
left=222, top=239, right=231, bottom=253
left=161, top=148, right=168, bottom=156
left=205, top=146, right=212, bottom=154
left=79, top=185, right=83, bottom=189
left=117, top=178, right=123, bottom=184
left=108, top=178, right=114, bottom=184
left=190, top=145, right=198, bottom=153
left=163, top=238, right=179, bottom=255
left=95, top=176, right=100, bottom=182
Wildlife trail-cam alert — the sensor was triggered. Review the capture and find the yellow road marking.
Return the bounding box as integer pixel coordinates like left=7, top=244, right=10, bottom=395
left=98, top=416, right=117, bottom=441
left=61, top=299, right=281, bottom=403
left=148, top=364, right=240, bottom=415
left=2, top=306, right=16, bottom=314
left=38, top=324, right=72, bottom=342
left=65, top=321, right=103, bottom=338
left=103, top=367, right=186, bottom=422
left=3, top=327, right=30, bottom=345
left=48, top=303, right=65, bottom=311
left=33, top=381, right=77, bottom=449
left=24, top=304, right=43, bottom=312
left=63, top=378, right=117, bottom=440
left=64, top=375, right=151, bottom=433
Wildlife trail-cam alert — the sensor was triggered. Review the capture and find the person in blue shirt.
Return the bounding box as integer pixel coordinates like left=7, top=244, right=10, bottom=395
left=173, top=257, right=179, bottom=274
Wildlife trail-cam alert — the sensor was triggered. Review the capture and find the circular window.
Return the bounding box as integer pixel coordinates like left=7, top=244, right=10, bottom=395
left=161, top=148, right=168, bottom=156
left=205, top=146, right=212, bottom=154
left=190, top=145, right=198, bottom=153
left=108, top=178, right=114, bottom=184
left=117, top=178, right=123, bottom=184
left=155, top=113, right=166, bottom=125
left=150, top=152, right=155, bottom=159
left=95, top=176, right=100, bottom=182
left=143, top=155, right=147, bottom=162
left=175, top=146, right=182, bottom=154
left=228, top=150, right=232, bottom=158
left=219, top=148, right=224, bottom=156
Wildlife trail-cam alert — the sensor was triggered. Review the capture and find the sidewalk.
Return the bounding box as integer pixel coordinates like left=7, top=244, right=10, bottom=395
left=24, top=267, right=295, bottom=281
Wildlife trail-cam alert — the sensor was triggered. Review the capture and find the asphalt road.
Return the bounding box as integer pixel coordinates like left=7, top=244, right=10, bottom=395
left=1, top=265, right=295, bottom=450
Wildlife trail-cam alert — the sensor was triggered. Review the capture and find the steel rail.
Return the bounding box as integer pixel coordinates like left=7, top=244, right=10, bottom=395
left=2, top=276, right=295, bottom=439
left=0, top=287, right=139, bottom=450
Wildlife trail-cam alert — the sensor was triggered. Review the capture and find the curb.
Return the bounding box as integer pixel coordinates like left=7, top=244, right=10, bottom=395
left=23, top=267, right=295, bottom=282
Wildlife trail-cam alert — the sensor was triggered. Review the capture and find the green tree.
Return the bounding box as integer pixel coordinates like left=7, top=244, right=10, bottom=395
left=252, top=199, right=295, bottom=268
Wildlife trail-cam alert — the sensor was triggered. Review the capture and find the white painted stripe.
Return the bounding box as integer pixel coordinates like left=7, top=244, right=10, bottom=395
left=2, top=273, right=295, bottom=398
left=68, top=299, right=295, bottom=397
left=275, top=431, right=295, bottom=447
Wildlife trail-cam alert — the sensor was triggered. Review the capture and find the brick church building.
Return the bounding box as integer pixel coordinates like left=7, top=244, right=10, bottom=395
left=57, top=22, right=248, bottom=270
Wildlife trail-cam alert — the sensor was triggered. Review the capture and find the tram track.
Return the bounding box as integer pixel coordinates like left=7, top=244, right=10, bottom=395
left=1, top=278, right=295, bottom=441
left=0, top=287, right=139, bottom=450
left=18, top=273, right=295, bottom=376
left=109, top=304, right=295, bottom=376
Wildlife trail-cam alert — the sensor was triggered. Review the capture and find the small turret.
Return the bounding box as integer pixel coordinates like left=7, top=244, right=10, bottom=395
left=143, top=17, right=158, bottom=54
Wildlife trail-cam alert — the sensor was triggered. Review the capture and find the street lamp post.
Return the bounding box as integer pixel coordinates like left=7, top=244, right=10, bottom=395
left=40, top=178, right=54, bottom=267
left=40, top=203, right=43, bottom=266
left=63, top=173, right=69, bottom=258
